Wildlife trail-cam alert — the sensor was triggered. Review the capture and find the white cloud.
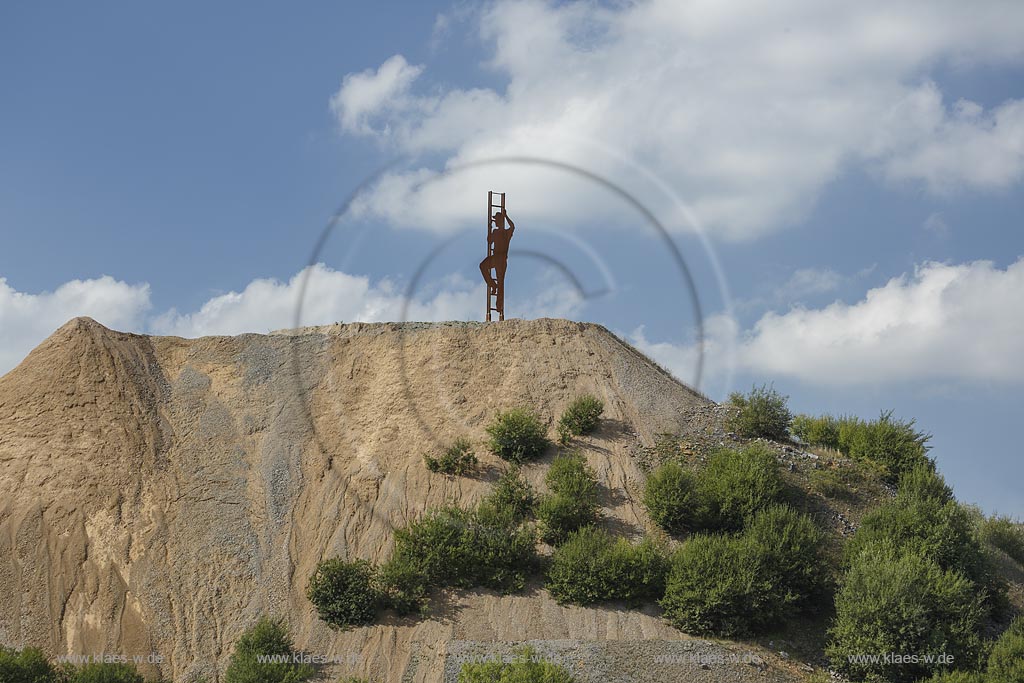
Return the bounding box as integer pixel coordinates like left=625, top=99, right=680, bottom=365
left=329, top=55, right=425, bottom=135
left=879, top=94, right=1024, bottom=193
left=150, top=264, right=583, bottom=339
left=634, top=257, right=1024, bottom=388
left=0, top=264, right=589, bottom=375
left=0, top=276, right=151, bottom=373
left=332, top=0, right=1024, bottom=240
left=148, top=264, right=478, bottom=338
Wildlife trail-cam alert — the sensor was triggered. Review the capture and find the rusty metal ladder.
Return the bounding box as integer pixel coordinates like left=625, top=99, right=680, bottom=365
left=486, top=191, right=506, bottom=321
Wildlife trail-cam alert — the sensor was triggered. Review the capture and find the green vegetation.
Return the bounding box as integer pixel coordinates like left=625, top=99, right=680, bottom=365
left=545, top=526, right=666, bottom=605
left=745, top=504, right=829, bottom=605
left=792, top=411, right=932, bottom=482
left=987, top=616, right=1024, bottom=682
left=0, top=646, right=59, bottom=683
left=376, top=552, right=430, bottom=616
left=0, top=646, right=148, bottom=683
left=69, top=663, right=146, bottom=683
left=843, top=466, right=989, bottom=588
left=924, top=616, right=1024, bottom=683
left=537, top=452, right=600, bottom=545
left=660, top=505, right=826, bottom=636
left=644, top=444, right=783, bottom=534
left=642, top=462, right=695, bottom=533
left=557, top=394, right=604, bottom=444
left=224, top=617, right=315, bottom=683
left=306, top=558, right=380, bottom=629
left=458, top=647, right=574, bottom=683
left=826, top=466, right=1005, bottom=683
left=660, top=532, right=769, bottom=636
left=486, top=408, right=550, bottom=463
left=979, top=514, right=1024, bottom=565
left=807, top=467, right=853, bottom=499
left=310, top=468, right=538, bottom=626
left=827, top=543, right=985, bottom=683
left=697, top=443, right=783, bottom=531
left=791, top=413, right=841, bottom=450
left=483, top=467, right=537, bottom=521
left=726, top=384, right=792, bottom=441
left=389, top=502, right=537, bottom=592
left=425, top=437, right=478, bottom=475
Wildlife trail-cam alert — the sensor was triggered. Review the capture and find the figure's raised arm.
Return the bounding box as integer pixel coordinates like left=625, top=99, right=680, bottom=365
left=506, top=215, right=515, bottom=233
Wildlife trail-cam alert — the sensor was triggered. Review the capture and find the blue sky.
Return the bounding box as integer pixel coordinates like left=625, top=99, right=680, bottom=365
left=2, top=1, right=1022, bottom=516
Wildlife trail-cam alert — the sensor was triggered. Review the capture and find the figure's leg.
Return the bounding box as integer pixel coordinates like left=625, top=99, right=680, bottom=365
left=495, top=261, right=507, bottom=318
left=479, top=257, right=496, bottom=290
left=477, top=255, right=497, bottom=288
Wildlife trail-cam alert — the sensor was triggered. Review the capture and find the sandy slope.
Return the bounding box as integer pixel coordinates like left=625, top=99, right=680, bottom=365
left=0, top=317, right=798, bottom=682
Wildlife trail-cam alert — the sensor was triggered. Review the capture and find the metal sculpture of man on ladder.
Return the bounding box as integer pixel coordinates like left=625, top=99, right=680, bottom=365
left=480, top=191, right=515, bottom=321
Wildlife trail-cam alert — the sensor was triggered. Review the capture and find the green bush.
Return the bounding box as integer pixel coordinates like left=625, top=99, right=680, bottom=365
left=545, top=527, right=666, bottom=605
left=68, top=663, right=146, bottom=683
left=537, top=495, right=596, bottom=546
left=643, top=444, right=782, bottom=534
left=660, top=532, right=770, bottom=636
left=546, top=452, right=597, bottom=499
left=642, top=462, right=696, bottom=534
left=659, top=504, right=827, bottom=636
left=792, top=414, right=841, bottom=450
left=694, top=444, right=783, bottom=532
left=846, top=411, right=932, bottom=482
left=468, top=501, right=539, bottom=591
left=925, top=616, right=1024, bottom=683
left=425, top=437, right=478, bottom=475
left=897, top=462, right=954, bottom=503
left=980, top=514, right=1024, bottom=565
left=391, top=506, right=473, bottom=587
left=987, top=616, right=1024, bottom=682
left=376, top=553, right=430, bottom=616
left=486, top=408, right=550, bottom=463
left=482, top=467, right=536, bottom=521
left=391, top=503, right=537, bottom=592
left=306, top=558, right=380, bottom=629
left=827, top=543, right=985, bottom=683
left=726, top=384, right=792, bottom=441
left=0, top=646, right=58, bottom=683
left=557, top=394, right=604, bottom=443
left=458, top=647, right=574, bottom=682
left=0, top=649, right=154, bottom=683
left=537, top=453, right=599, bottom=545
left=745, top=504, right=829, bottom=608
left=224, top=617, right=315, bottom=683
left=844, top=478, right=987, bottom=587
left=793, top=411, right=933, bottom=482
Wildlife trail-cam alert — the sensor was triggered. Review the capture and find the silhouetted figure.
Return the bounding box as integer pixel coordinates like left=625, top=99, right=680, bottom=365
left=480, top=206, right=515, bottom=320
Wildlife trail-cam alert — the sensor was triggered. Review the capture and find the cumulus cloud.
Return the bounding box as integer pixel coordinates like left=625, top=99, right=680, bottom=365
left=634, top=257, right=1024, bottom=388
left=329, top=55, right=425, bottom=135
left=331, top=0, right=1024, bottom=239
left=881, top=97, right=1024, bottom=193
left=148, top=264, right=474, bottom=338
left=0, top=276, right=151, bottom=373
